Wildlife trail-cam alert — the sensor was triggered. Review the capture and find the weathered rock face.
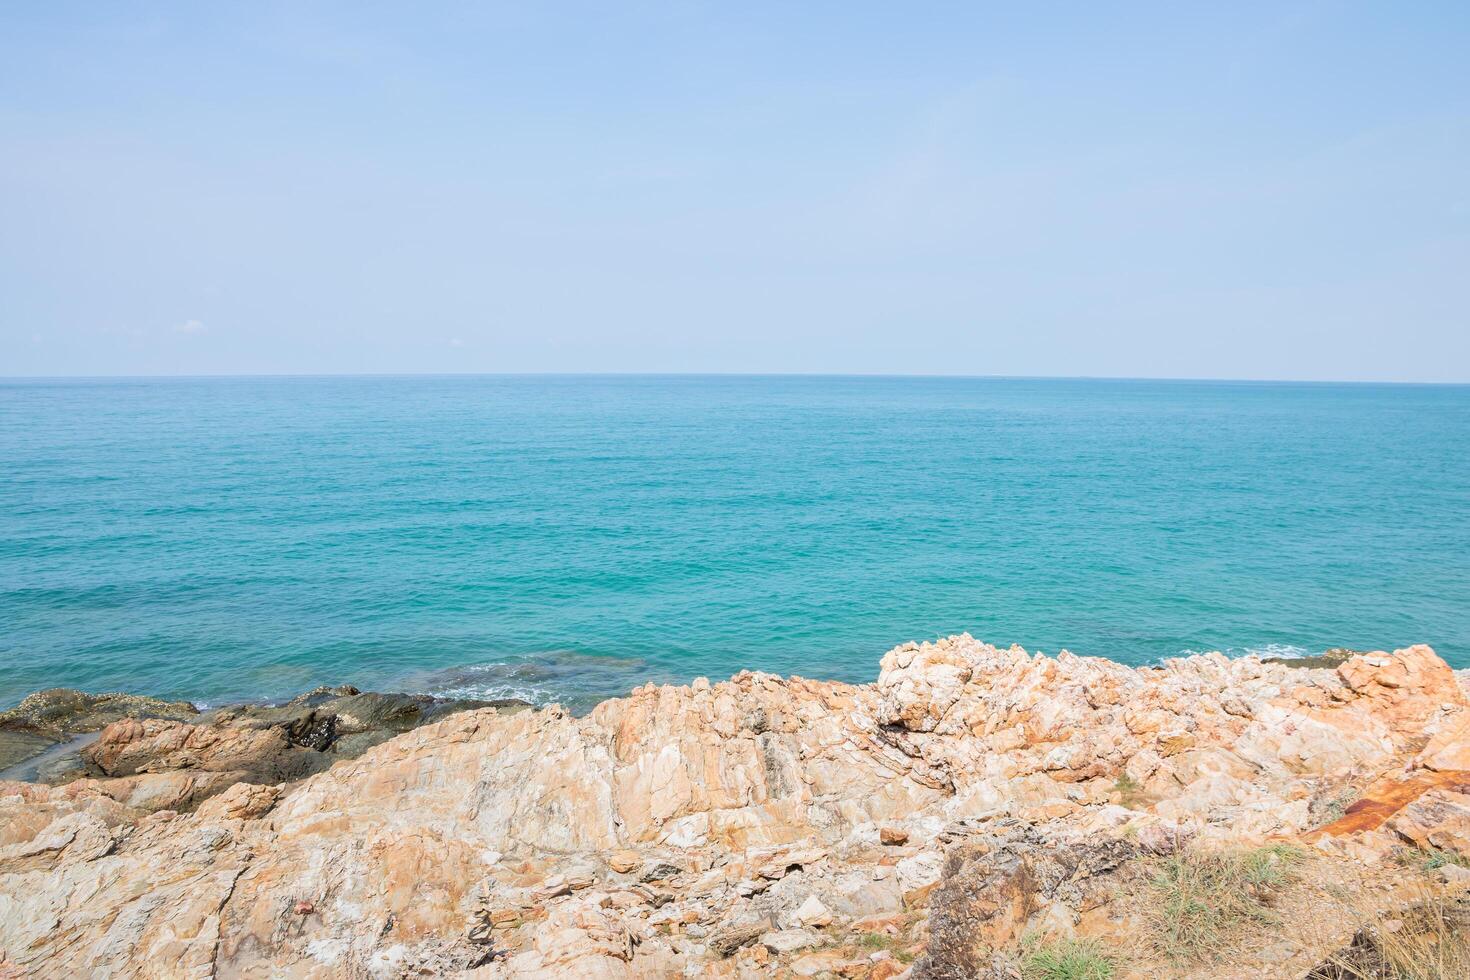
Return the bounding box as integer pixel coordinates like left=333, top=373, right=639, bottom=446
left=916, top=820, right=1136, bottom=979
left=0, top=638, right=1466, bottom=979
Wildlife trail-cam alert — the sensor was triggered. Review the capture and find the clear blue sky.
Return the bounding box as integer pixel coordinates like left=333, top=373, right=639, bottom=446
left=2, top=2, right=1467, bottom=380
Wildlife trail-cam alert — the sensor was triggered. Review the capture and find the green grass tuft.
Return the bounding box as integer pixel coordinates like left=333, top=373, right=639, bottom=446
left=1020, top=935, right=1116, bottom=980
left=1420, top=848, right=1470, bottom=871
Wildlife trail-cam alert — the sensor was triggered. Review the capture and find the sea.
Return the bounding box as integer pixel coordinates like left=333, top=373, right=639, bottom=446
left=2, top=375, right=1467, bottom=712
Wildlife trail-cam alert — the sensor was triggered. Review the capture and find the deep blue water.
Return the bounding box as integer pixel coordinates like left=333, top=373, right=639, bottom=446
left=2, top=375, right=1467, bottom=711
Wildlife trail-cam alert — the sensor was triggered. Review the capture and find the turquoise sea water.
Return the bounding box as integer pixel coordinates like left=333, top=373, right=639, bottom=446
left=2, top=375, right=1467, bottom=711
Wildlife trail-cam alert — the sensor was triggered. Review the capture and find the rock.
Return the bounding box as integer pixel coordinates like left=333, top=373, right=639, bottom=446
left=201, top=688, right=529, bottom=757
left=1264, top=648, right=1362, bottom=669
left=1336, top=646, right=1464, bottom=735
left=760, top=927, right=820, bottom=953
left=1135, top=821, right=1196, bottom=855
left=1438, top=864, right=1470, bottom=887
left=1387, top=787, right=1470, bottom=857
left=792, top=950, right=862, bottom=976
left=84, top=717, right=327, bottom=782
left=638, top=860, right=685, bottom=881
left=880, top=826, right=910, bottom=846
left=708, top=919, right=771, bottom=956
left=792, top=895, right=833, bottom=928
left=916, top=821, right=1135, bottom=979
left=607, top=849, right=641, bottom=874
left=42, top=687, right=534, bottom=813
left=896, top=850, right=944, bottom=895
left=0, top=689, right=199, bottom=740
left=194, top=782, right=283, bottom=821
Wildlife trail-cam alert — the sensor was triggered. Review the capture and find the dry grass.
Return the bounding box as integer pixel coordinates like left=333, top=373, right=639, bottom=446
left=1307, top=890, right=1470, bottom=979
left=1141, top=843, right=1304, bottom=964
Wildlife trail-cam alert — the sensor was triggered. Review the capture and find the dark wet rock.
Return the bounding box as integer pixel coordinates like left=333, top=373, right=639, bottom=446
left=49, top=687, right=535, bottom=811
left=1264, top=647, right=1364, bottom=670
left=0, top=730, right=56, bottom=774
left=5, top=733, right=99, bottom=784
left=0, top=689, right=199, bottom=775
left=2, top=681, right=532, bottom=818
left=915, top=820, right=1136, bottom=980
left=200, top=689, right=531, bottom=757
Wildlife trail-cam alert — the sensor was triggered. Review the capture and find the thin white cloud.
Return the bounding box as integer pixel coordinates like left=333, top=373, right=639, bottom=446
left=176, top=319, right=206, bottom=335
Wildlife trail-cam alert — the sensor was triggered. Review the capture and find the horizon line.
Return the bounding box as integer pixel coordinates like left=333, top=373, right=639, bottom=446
left=2, top=370, right=1468, bottom=387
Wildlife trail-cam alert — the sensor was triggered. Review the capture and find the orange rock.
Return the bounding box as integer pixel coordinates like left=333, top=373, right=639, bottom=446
left=871, top=960, right=906, bottom=980
left=606, top=849, right=641, bottom=874
left=1307, top=770, right=1470, bottom=840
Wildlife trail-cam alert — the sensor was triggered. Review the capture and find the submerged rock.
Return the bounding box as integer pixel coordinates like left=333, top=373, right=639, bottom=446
left=1264, top=647, right=1364, bottom=670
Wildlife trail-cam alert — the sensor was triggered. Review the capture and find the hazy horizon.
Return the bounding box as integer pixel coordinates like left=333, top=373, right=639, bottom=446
left=4, top=371, right=1470, bottom=386
left=3, top=3, right=1468, bottom=382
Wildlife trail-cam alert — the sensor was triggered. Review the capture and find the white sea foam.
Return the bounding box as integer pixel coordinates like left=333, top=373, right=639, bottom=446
left=1175, top=643, right=1313, bottom=660
left=397, top=650, right=670, bottom=713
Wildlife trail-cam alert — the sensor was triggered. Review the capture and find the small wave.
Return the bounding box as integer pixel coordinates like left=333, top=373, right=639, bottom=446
left=396, top=650, right=673, bottom=714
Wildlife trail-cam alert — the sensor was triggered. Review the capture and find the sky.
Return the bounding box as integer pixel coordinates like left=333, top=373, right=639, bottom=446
left=1, top=2, right=1467, bottom=381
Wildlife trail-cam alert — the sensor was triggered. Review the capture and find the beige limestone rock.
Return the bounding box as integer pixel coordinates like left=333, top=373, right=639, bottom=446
left=194, top=780, right=283, bottom=821
left=792, top=895, right=833, bottom=927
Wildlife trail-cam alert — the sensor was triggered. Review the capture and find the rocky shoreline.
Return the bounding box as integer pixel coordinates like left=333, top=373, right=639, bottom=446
left=0, top=684, right=532, bottom=789
left=2, top=635, right=1469, bottom=978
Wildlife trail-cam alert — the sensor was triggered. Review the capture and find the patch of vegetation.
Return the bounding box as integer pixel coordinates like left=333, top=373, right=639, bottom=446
left=1113, top=773, right=1149, bottom=810
left=858, top=931, right=895, bottom=950
left=1308, top=896, right=1470, bottom=980
left=1311, top=788, right=1362, bottom=828
left=1420, top=848, right=1470, bottom=872
left=1020, top=935, right=1116, bottom=980
left=1389, top=845, right=1470, bottom=874
left=894, top=948, right=916, bottom=964
left=1142, top=843, right=1305, bottom=964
